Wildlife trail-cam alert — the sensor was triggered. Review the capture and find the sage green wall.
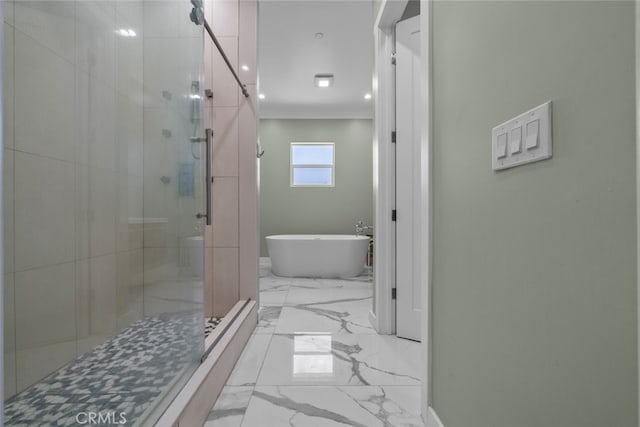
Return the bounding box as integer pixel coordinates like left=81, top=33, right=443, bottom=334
left=259, top=119, right=373, bottom=256
left=432, top=2, right=637, bottom=426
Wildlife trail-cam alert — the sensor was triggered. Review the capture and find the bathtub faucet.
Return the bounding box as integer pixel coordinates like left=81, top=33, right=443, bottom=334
left=356, top=221, right=373, bottom=236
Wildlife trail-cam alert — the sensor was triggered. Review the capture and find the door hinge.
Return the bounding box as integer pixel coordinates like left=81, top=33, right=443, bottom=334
left=391, top=131, right=396, bottom=143
left=391, top=56, right=396, bottom=65
left=391, top=210, right=396, bottom=221
left=392, top=288, right=397, bottom=299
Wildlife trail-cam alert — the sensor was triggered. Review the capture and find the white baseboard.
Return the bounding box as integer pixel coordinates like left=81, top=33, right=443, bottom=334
left=426, top=406, right=444, bottom=427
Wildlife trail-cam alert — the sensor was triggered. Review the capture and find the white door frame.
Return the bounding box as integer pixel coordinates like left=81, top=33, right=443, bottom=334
left=395, top=14, right=422, bottom=341
left=418, top=1, right=434, bottom=422
left=372, top=0, right=434, bottom=423
left=370, top=0, right=404, bottom=336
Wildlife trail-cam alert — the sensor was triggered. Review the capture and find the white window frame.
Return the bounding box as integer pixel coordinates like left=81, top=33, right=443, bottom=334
left=290, top=142, right=336, bottom=187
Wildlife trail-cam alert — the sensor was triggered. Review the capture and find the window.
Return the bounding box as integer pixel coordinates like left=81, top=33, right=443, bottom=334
left=290, top=142, right=335, bottom=187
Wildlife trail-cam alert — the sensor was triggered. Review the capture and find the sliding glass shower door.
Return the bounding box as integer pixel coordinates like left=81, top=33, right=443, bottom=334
left=3, top=0, right=205, bottom=424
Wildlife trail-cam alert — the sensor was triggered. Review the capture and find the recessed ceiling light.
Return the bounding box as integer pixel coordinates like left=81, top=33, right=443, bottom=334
left=364, top=93, right=372, bottom=100
left=314, top=74, right=334, bottom=88
left=258, top=93, right=266, bottom=100
left=315, top=32, right=324, bottom=39
left=241, top=65, right=249, bottom=71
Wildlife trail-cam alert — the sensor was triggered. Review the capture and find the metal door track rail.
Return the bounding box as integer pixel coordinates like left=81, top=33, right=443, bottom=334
left=190, top=0, right=250, bottom=99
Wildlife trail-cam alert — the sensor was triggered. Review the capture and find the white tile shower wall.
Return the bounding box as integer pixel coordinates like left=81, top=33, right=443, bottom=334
left=75, top=259, right=90, bottom=346
left=14, top=30, right=75, bottom=163
left=4, top=148, right=13, bottom=274
left=213, top=247, right=240, bottom=316
left=238, top=0, right=257, bottom=85
left=76, top=71, right=118, bottom=170
left=203, top=0, right=257, bottom=317
left=14, top=0, right=76, bottom=63
left=117, top=93, right=143, bottom=176
left=89, top=168, right=118, bottom=257
left=3, top=17, right=16, bottom=397
left=87, top=254, right=118, bottom=336
left=5, top=0, right=204, bottom=399
left=115, top=20, right=143, bottom=101
left=212, top=177, right=239, bottom=247
left=3, top=1, right=147, bottom=396
left=211, top=107, right=240, bottom=177
left=141, top=11, right=203, bottom=267
left=14, top=262, right=76, bottom=357
left=4, top=1, right=14, bottom=26
left=76, top=2, right=116, bottom=88
left=142, top=1, right=183, bottom=38
left=4, top=273, right=15, bottom=397
left=16, top=340, right=77, bottom=392
left=207, top=0, right=238, bottom=37
left=14, top=151, right=75, bottom=271
left=212, top=37, right=239, bottom=108
left=117, top=175, right=131, bottom=252
left=3, top=23, right=13, bottom=150
left=238, top=83, right=258, bottom=301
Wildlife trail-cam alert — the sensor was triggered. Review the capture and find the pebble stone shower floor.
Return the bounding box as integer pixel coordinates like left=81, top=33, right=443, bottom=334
left=5, top=314, right=222, bottom=426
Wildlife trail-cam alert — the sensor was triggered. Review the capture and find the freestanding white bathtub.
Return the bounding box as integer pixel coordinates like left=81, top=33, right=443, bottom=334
left=266, top=234, right=370, bottom=278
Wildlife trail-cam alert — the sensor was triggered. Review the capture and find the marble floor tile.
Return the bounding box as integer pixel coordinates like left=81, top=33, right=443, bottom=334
left=285, top=286, right=372, bottom=306
left=205, top=262, right=423, bottom=427
left=259, top=290, right=288, bottom=307
left=275, top=298, right=375, bottom=335
left=260, top=275, right=292, bottom=291
left=241, top=386, right=424, bottom=427
left=226, top=334, right=273, bottom=387
left=204, top=386, right=253, bottom=427
left=259, top=257, right=272, bottom=278
left=257, top=334, right=421, bottom=386
left=289, top=276, right=372, bottom=290
left=259, top=276, right=291, bottom=306
left=255, top=306, right=282, bottom=334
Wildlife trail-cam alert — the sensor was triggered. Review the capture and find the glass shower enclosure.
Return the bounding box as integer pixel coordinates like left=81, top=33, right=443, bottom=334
left=2, top=0, right=207, bottom=424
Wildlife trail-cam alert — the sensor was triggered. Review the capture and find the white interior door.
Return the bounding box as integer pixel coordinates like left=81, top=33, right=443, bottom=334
left=395, top=15, right=422, bottom=341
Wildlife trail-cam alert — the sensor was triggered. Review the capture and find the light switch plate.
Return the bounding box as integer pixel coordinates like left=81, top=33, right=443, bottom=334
left=492, top=101, right=552, bottom=171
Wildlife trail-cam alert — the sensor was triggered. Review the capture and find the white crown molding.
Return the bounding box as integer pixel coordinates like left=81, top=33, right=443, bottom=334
left=259, top=110, right=373, bottom=120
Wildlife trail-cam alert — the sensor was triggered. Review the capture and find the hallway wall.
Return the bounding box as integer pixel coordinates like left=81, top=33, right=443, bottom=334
left=431, top=1, right=637, bottom=426
left=259, top=119, right=373, bottom=257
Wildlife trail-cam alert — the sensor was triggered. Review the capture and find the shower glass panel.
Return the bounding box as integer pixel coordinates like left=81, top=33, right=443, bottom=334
left=2, top=1, right=205, bottom=425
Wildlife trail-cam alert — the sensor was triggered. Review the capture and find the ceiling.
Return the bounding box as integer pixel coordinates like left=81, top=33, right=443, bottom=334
left=257, top=1, right=374, bottom=119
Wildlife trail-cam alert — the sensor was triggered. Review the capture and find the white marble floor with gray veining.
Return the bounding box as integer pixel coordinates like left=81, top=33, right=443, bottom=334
left=204, top=258, right=424, bottom=427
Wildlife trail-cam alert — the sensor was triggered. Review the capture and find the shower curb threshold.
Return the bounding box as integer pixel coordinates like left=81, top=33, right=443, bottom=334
left=154, top=300, right=258, bottom=427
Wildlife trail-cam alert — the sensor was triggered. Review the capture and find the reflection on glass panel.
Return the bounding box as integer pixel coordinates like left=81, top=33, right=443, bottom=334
left=292, top=167, right=333, bottom=186
left=291, top=143, right=334, bottom=165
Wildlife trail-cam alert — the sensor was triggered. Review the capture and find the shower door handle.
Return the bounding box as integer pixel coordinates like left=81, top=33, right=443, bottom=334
left=204, top=128, right=213, bottom=226
left=196, top=128, right=213, bottom=225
